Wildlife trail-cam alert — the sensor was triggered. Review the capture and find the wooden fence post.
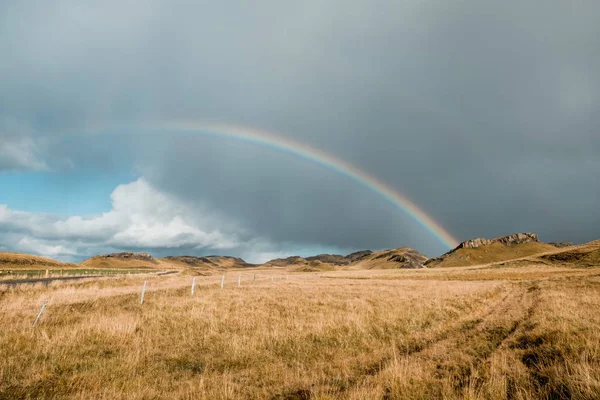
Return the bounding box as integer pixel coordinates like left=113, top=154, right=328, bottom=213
left=221, top=275, right=225, bottom=289
left=191, top=277, right=196, bottom=297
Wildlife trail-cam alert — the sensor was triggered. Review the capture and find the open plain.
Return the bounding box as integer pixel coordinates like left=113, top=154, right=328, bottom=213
left=1, top=241, right=599, bottom=399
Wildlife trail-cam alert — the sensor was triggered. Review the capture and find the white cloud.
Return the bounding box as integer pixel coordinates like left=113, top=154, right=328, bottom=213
left=16, top=237, right=78, bottom=258
left=0, top=178, right=242, bottom=259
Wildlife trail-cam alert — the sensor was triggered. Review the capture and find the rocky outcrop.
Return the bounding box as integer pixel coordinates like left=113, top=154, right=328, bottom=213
left=100, top=252, right=156, bottom=262
left=549, top=242, right=573, bottom=248
left=456, top=238, right=491, bottom=249
left=493, top=232, right=539, bottom=246
left=455, top=233, right=539, bottom=250
left=386, top=251, right=428, bottom=268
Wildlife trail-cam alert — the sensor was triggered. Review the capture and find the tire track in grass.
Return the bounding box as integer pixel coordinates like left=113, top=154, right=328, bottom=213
left=298, top=284, right=517, bottom=399
left=338, top=283, right=533, bottom=399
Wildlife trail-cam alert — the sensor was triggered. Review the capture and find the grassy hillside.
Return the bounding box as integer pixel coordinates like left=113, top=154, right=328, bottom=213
left=80, top=255, right=166, bottom=270
left=426, top=242, right=556, bottom=268
left=0, top=252, right=74, bottom=269
left=539, top=240, right=600, bottom=267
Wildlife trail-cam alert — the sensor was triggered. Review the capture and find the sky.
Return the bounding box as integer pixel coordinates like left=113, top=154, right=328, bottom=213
left=0, top=1, right=599, bottom=263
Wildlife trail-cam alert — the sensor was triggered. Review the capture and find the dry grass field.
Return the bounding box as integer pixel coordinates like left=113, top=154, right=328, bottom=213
left=1, top=255, right=600, bottom=400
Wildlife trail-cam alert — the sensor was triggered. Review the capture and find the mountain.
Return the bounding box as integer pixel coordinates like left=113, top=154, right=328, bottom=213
left=350, top=247, right=428, bottom=269
left=264, top=250, right=371, bottom=268
left=162, top=255, right=255, bottom=272
left=425, top=233, right=557, bottom=268
left=263, top=248, right=428, bottom=270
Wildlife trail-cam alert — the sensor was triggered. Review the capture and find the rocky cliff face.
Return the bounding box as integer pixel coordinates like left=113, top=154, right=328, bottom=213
left=494, top=232, right=539, bottom=246
left=456, top=233, right=539, bottom=250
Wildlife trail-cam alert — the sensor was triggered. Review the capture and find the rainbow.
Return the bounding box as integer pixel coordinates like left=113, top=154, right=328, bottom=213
left=141, top=121, right=460, bottom=250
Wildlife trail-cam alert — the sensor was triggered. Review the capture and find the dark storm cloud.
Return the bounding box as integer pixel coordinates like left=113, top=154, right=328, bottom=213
left=1, top=0, right=599, bottom=257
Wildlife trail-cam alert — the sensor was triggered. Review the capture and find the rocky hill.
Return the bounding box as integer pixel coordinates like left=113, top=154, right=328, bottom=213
left=350, top=247, right=428, bottom=269
left=425, top=233, right=556, bottom=268
left=264, top=250, right=373, bottom=269
left=264, top=248, right=426, bottom=270
left=163, top=255, right=255, bottom=271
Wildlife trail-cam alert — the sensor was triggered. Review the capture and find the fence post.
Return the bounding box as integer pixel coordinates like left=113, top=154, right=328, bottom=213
left=191, top=277, right=196, bottom=297
left=32, top=298, right=49, bottom=327
left=254, top=273, right=256, bottom=282
left=221, top=275, right=225, bottom=289
left=238, top=274, right=241, bottom=287
left=140, top=281, right=147, bottom=304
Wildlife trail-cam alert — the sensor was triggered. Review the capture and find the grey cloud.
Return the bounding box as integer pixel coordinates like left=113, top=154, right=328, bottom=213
left=0, top=116, right=48, bottom=171
left=0, top=0, right=599, bottom=258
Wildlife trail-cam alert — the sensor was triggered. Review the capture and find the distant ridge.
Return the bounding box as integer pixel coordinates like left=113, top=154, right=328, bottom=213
left=4, top=233, right=592, bottom=273
left=163, top=255, right=255, bottom=271
left=264, top=251, right=373, bottom=270
left=264, top=248, right=428, bottom=270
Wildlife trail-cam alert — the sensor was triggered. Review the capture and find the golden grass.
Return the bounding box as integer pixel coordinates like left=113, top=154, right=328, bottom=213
left=1, top=265, right=599, bottom=399
left=0, top=252, right=74, bottom=270
left=79, top=257, right=174, bottom=271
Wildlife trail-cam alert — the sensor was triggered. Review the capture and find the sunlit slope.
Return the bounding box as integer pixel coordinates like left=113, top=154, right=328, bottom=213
left=537, top=239, right=600, bottom=267
left=426, top=233, right=557, bottom=268
left=0, top=252, right=75, bottom=269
